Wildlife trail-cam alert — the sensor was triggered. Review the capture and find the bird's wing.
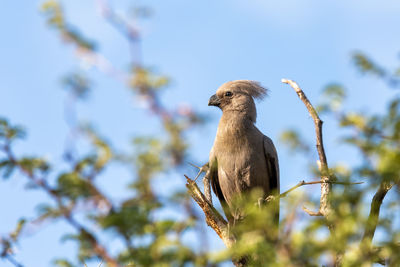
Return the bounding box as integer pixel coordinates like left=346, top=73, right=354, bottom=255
left=263, top=135, right=280, bottom=227
left=263, top=135, right=280, bottom=194
left=209, top=148, right=234, bottom=223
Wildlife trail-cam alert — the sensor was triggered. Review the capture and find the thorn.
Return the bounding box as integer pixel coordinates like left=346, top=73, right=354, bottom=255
left=188, top=162, right=201, bottom=170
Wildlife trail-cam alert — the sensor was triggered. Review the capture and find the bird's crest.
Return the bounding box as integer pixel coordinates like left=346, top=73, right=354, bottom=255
left=224, top=80, right=268, bottom=100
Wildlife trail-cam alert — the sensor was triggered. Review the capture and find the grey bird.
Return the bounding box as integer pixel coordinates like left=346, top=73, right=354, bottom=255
left=207, top=80, right=280, bottom=227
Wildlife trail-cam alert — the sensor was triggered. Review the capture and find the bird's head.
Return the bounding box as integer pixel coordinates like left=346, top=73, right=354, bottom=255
left=208, top=80, right=267, bottom=122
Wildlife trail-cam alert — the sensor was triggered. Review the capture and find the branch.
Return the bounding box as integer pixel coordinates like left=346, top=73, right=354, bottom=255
left=362, top=182, right=393, bottom=244
left=282, top=79, right=342, bottom=265
left=266, top=179, right=362, bottom=217
left=4, top=254, right=23, bottom=267
left=372, top=243, right=400, bottom=265
left=184, top=175, right=235, bottom=248
left=186, top=175, right=249, bottom=266
left=279, top=180, right=363, bottom=199
left=98, top=0, right=142, bottom=66
left=281, top=79, right=332, bottom=218
left=1, top=144, right=121, bottom=267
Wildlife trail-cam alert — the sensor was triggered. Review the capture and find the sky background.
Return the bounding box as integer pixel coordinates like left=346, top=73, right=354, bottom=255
left=1, top=0, right=400, bottom=266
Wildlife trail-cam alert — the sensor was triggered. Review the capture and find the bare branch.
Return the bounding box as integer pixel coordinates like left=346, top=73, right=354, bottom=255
left=282, top=79, right=342, bottom=265
left=185, top=175, right=235, bottom=248
left=281, top=79, right=328, bottom=170
left=266, top=180, right=362, bottom=205
left=279, top=180, right=363, bottom=199
left=282, top=79, right=332, bottom=218
left=186, top=175, right=249, bottom=266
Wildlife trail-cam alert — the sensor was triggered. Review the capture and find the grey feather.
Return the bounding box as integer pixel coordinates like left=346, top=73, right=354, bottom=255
left=220, top=80, right=268, bottom=100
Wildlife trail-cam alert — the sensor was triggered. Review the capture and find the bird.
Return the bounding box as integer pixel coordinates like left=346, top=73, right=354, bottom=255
left=207, top=80, right=280, bottom=229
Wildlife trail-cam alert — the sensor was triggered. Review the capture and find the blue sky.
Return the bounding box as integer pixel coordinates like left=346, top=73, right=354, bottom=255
left=1, top=0, right=400, bottom=266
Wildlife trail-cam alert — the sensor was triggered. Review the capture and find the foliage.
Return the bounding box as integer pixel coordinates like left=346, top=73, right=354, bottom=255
left=1, top=1, right=400, bottom=267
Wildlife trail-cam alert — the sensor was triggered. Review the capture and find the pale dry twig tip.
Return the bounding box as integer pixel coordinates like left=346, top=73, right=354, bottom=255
left=302, top=206, right=322, bottom=216
left=188, top=162, right=201, bottom=170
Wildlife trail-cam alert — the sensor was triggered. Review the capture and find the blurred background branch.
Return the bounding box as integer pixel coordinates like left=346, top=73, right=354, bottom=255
left=1, top=1, right=400, bottom=266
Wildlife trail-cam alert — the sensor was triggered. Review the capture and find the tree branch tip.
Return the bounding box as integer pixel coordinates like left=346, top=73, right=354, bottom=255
left=302, top=206, right=322, bottom=216
left=184, top=174, right=194, bottom=184
left=188, top=162, right=201, bottom=170
left=281, top=78, right=294, bottom=84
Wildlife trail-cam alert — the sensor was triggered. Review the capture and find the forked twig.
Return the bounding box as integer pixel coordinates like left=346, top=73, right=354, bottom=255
left=266, top=180, right=362, bottom=205
left=282, top=79, right=332, bottom=218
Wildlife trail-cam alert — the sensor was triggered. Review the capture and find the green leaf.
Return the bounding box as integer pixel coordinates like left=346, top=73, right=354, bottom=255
left=53, top=259, right=76, bottom=267
left=62, top=72, right=91, bottom=100
left=352, top=52, right=385, bottom=77
left=18, top=157, right=50, bottom=175
left=10, top=218, right=26, bottom=242
left=280, top=129, right=310, bottom=153
left=0, top=159, right=16, bottom=179
left=57, top=172, right=92, bottom=200
left=0, top=118, right=26, bottom=141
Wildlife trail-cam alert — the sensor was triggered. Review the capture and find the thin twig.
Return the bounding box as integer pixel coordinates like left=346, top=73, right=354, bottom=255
left=4, top=254, right=24, bottom=267
left=266, top=180, right=362, bottom=207
left=279, top=180, right=363, bottom=198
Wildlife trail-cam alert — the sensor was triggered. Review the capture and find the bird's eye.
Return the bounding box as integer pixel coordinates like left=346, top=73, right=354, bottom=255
left=224, top=91, right=233, bottom=97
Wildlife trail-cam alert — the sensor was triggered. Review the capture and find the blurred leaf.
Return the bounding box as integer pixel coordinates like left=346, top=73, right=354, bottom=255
left=80, top=125, right=113, bottom=172
left=57, top=172, right=92, bottom=200
left=352, top=52, right=385, bottom=77
left=129, top=67, right=170, bottom=94
left=318, top=83, right=346, bottom=113
left=61, top=230, right=98, bottom=262
left=0, top=118, right=26, bottom=141
left=0, top=159, right=16, bottom=179
left=62, top=72, right=91, bottom=100
left=19, top=157, right=50, bottom=176
left=98, top=203, right=150, bottom=236
left=340, top=112, right=367, bottom=130
left=10, top=218, right=26, bottom=242
left=41, top=0, right=96, bottom=50
left=36, top=203, right=65, bottom=220
left=53, top=259, right=76, bottom=267
left=280, top=129, right=310, bottom=153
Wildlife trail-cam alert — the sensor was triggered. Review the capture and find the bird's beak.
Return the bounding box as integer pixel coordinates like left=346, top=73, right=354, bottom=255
left=208, top=94, right=221, bottom=107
